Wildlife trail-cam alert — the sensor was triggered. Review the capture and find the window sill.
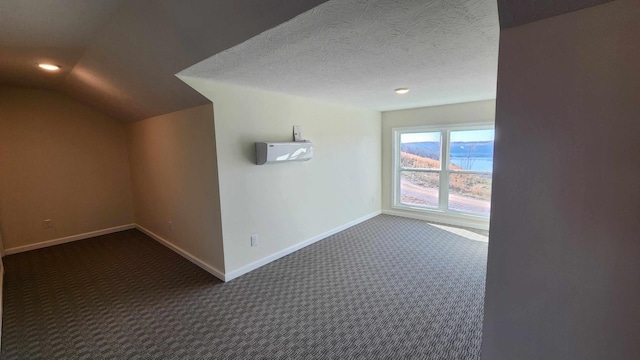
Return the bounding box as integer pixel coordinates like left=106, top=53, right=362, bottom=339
left=388, top=204, right=490, bottom=230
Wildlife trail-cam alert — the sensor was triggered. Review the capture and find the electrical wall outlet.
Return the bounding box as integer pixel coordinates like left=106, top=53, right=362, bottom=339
left=43, top=219, right=53, bottom=229
left=250, top=234, right=258, bottom=247
left=168, top=221, right=173, bottom=232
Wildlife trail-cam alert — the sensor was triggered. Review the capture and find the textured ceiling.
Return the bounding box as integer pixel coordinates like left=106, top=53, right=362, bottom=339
left=497, top=0, right=616, bottom=28
left=2, top=0, right=614, bottom=121
left=0, top=0, right=327, bottom=121
left=179, top=0, right=500, bottom=111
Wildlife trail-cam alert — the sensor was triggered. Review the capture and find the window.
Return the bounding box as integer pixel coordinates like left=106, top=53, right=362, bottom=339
left=393, top=125, right=494, bottom=218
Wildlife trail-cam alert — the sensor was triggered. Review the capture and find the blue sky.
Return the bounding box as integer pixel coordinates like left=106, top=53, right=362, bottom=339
left=402, top=129, right=494, bottom=143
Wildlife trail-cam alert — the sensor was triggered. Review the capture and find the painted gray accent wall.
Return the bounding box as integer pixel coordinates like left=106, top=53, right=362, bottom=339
left=482, top=0, right=640, bottom=359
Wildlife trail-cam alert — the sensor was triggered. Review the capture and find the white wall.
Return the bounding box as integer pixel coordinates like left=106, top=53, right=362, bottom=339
left=179, top=78, right=381, bottom=276
left=128, top=105, right=225, bottom=275
left=0, top=86, right=134, bottom=251
left=482, top=1, right=640, bottom=359
left=381, top=100, right=496, bottom=229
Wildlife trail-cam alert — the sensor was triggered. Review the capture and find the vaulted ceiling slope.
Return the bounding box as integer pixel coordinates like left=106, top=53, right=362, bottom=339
left=0, top=0, right=327, bottom=121
left=2, top=0, right=616, bottom=121
left=497, top=0, right=615, bottom=28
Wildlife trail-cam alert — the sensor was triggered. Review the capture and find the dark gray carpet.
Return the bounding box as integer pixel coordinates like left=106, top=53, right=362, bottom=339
left=1, top=215, right=488, bottom=359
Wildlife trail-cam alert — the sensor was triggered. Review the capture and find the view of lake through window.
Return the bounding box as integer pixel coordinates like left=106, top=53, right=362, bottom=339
left=397, top=128, right=494, bottom=216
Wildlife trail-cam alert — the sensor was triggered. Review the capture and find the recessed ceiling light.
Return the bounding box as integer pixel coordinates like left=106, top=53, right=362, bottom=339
left=395, top=88, right=410, bottom=94
left=38, top=63, right=60, bottom=71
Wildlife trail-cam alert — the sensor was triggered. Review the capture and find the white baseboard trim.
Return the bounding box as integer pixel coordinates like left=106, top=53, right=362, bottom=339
left=135, top=225, right=226, bottom=282
left=3, top=224, right=136, bottom=255
left=1, top=211, right=382, bottom=284
left=224, top=210, right=382, bottom=282
left=382, top=209, right=489, bottom=231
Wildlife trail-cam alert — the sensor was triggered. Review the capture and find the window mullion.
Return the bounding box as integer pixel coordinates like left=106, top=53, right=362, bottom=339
left=395, top=130, right=401, bottom=206
left=439, top=131, right=450, bottom=210
left=396, top=168, right=401, bottom=205
left=399, top=168, right=441, bottom=173
left=449, top=170, right=492, bottom=175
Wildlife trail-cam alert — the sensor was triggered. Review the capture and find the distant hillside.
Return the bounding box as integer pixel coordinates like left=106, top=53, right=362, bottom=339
left=450, top=141, right=494, bottom=158
left=400, top=142, right=440, bottom=160
left=401, top=152, right=462, bottom=170
left=402, top=141, right=494, bottom=159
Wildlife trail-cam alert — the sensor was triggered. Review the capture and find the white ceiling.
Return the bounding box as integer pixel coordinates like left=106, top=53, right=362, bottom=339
left=1, top=0, right=610, bottom=119
left=179, top=0, right=500, bottom=111
left=0, top=0, right=326, bottom=121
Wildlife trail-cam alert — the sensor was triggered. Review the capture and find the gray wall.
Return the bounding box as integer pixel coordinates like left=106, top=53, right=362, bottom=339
left=482, top=1, right=640, bottom=359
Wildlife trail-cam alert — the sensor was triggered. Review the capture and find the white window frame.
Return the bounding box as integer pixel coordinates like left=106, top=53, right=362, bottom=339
left=392, top=123, right=494, bottom=222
